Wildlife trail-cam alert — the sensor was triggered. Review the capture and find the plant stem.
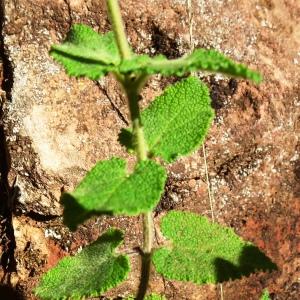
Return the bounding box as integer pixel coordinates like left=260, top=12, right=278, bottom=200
left=106, top=1, right=153, bottom=298
left=125, top=79, right=153, bottom=300
left=107, top=0, right=131, bottom=60
left=126, top=86, right=148, bottom=161
left=136, top=213, right=153, bottom=299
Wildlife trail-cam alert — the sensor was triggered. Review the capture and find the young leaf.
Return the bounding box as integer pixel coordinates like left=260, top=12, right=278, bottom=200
left=119, top=77, right=214, bottom=162
left=35, top=229, right=129, bottom=300
left=152, top=211, right=277, bottom=284
left=50, top=24, right=120, bottom=80
left=62, top=158, right=167, bottom=231
left=260, top=289, right=271, bottom=300
left=119, top=49, right=262, bottom=83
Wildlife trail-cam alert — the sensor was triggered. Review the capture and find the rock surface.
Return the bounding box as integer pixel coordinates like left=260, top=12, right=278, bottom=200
left=0, top=0, right=299, bottom=299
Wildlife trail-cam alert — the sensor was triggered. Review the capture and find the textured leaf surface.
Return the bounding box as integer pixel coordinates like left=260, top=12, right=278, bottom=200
left=62, top=158, right=167, bottom=231
left=35, top=229, right=129, bottom=300
left=50, top=24, right=120, bottom=80
left=120, top=49, right=262, bottom=83
left=152, top=211, right=277, bottom=284
left=119, top=77, right=214, bottom=162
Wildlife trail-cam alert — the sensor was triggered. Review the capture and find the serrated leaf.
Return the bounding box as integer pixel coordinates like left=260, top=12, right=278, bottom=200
left=62, top=158, right=167, bottom=231
left=152, top=211, right=277, bottom=284
left=119, top=77, right=214, bottom=162
left=35, top=229, right=129, bottom=300
left=50, top=24, right=120, bottom=80
left=119, top=49, right=262, bottom=83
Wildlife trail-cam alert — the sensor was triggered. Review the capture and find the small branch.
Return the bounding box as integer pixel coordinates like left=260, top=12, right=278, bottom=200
left=126, top=83, right=152, bottom=297
left=106, top=0, right=131, bottom=60
left=125, top=82, right=148, bottom=161
left=136, top=252, right=151, bottom=300
left=106, top=2, right=153, bottom=298
left=126, top=85, right=152, bottom=299
left=142, top=212, right=153, bottom=254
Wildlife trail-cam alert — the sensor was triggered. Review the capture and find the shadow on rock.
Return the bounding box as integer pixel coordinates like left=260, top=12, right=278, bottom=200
left=214, top=245, right=278, bottom=282
left=0, top=284, right=26, bottom=300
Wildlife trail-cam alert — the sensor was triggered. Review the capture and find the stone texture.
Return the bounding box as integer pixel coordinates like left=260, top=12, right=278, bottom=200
left=0, top=0, right=299, bottom=299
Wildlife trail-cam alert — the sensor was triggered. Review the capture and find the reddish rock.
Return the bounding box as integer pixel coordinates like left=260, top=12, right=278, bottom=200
left=0, top=0, right=299, bottom=299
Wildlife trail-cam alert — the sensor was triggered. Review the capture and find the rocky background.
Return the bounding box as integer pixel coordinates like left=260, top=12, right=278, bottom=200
left=0, top=0, right=299, bottom=299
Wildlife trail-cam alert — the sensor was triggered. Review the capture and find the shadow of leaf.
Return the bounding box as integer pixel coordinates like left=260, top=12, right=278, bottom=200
left=214, top=245, right=277, bottom=282
left=61, top=193, right=112, bottom=232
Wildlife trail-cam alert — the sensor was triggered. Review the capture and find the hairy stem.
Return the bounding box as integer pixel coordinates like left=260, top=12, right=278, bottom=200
left=106, top=0, right=131, bottom=60
left=106, top=1, right=153, bottom=298
left=136, top=252, right=151, bottom=300
left=126, top=87, right=148, bottom=161
left=125, top=79, right=153, bottom=300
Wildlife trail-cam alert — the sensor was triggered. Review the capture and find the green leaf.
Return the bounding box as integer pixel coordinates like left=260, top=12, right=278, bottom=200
left=119, top=77, right=214, bottom=162
left=62, top=158, right=167, bottom=231
left=152, top=211, right=277, bottom=284
left=50, top=24, right=120, bottom=80
left=260, top=289, right=271, bottom=300
left=119, top=49, right=262, bottom=83
left=35, top=229, right=129, bottom=300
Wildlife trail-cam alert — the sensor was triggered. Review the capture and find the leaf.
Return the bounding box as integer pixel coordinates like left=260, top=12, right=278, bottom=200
left=62, top=158, right=167, bottom=231
left=119, top=77, right=214, bottom=162
left=152, top=211, right=277, bottom=284
left=119, top=49, right=262, bottom=83
left=260, top=289, right=271, bottom=300
left=50, top=24, right=120, bottom=80
left=35, top=229, right=129, bottom=300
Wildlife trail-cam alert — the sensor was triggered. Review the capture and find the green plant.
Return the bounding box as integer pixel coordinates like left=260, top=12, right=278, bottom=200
left=35, top=1, right=277, bottom=299
left=260, top=289, right=271, bottom=300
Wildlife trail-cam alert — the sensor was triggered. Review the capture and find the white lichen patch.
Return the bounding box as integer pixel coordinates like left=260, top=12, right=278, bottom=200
left=45, top=228, right=62, bottom=240
left=23, top=105, right=88, bottom=172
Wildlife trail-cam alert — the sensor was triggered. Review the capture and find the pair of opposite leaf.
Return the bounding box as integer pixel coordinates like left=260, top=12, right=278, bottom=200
left=35, top=24, right=276, bottom=300
left=51, top=24, right=262, bottom=82
left=36, top=212, right=276, bottom=300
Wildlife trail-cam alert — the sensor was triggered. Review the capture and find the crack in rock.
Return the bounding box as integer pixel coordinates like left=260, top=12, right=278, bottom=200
left=0, top=0, right=18, bottom=292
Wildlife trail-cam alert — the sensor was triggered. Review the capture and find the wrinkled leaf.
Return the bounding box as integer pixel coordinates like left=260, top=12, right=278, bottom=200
left=35, top=229, right=129, bottom=300
left=50, top=24, right=262, bottom=84
left=50, top=24, right=120, bottom=80
left=152, top=211, right=277, bottom=284
left=120, top=49, right=262, bottom=83
left=119, top=77, right=214, bottom=162
left=62, top=158, right=167, bottom=231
